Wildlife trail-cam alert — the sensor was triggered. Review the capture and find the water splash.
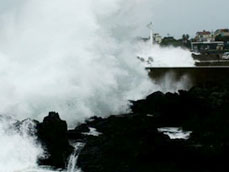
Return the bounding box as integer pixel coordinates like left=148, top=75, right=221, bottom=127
left=0, top=116, right=43, bottom=172
left=67, top=143, right=85, bottom=172
left=137, top=41, right=195, bottom=67
left=0, top=0, right=155, bottom=125
left=0, top=0, right=194, bottom=125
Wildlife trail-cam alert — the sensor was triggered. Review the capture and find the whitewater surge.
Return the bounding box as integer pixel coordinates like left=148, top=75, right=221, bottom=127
left=0, top=116, right=79, bottom=172
left=137, top=41, right=194, bottom=67
left=0, top=0, right=194, bottom=124
left=0, top=0, right=194, bottom=171
left=0, top=116, right=43, bottom=172
left=0, top=0, right=153, bottom=124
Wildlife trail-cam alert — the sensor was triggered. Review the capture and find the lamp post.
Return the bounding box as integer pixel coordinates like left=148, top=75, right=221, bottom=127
left=147, top=22, right=153, bottom=45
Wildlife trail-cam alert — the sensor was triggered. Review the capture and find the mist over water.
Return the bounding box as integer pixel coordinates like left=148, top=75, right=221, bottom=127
left=0, top=0, right=194, bottom=124
left=0, top=0, right=194, bottom=171
left=0, top=0, right=154, bottom=124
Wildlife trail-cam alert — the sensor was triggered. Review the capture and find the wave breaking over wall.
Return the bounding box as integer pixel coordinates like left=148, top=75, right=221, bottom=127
left=0, top=0, right=193, bottom=124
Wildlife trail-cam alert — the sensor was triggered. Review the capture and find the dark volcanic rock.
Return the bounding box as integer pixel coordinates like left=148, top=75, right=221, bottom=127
left=77, top=114, right=178, bottom=172
left=130, top=89, right=212, bottom=127
left=14, top=80, right=229, bottom=171
left=37, top=112, right=73, bottom=169
left=77, top=113, right=204, bottom=172
left=67, top=123, right=90, bottom=141
left=75, top=82, right=229, bottom=172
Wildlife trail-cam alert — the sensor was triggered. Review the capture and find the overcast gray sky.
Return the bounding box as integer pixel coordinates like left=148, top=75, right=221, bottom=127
left=152, top=0, right=229, bottom=38
left=0, top=0, right=228, bottom=39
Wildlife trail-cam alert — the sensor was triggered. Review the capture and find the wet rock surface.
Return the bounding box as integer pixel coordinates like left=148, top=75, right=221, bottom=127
left=37, top=112, right=73, bottom=169
left=73, top=81, right=229, bottom=172
left=14, top=112, right=74, bottom=169
left=23, top=80, right=229, bottom=171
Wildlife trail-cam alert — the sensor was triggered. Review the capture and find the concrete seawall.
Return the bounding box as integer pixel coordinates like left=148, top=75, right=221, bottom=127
left=147, top=67, right=229, bottom=86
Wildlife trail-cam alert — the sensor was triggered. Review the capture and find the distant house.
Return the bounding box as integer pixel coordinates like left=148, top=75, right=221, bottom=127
left=195, top=30, right=214, bottom=42
left=215, top=29, right=229, bottom=37
left=214, top=29, right=229, bottom=45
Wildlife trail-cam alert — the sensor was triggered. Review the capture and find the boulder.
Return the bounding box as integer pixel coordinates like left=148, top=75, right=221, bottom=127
left=37, top=112, right=73, bottom=169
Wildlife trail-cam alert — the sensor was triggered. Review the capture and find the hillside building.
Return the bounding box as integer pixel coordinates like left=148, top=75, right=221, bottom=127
left=195, top=30, right=214, bottom=42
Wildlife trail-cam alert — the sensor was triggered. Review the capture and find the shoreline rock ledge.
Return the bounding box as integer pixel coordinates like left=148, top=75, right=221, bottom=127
left=17, top=81, right=229, bottom=171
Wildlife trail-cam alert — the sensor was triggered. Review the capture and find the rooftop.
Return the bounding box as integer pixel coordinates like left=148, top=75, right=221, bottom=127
left=196, top=30, right=211, bottom=35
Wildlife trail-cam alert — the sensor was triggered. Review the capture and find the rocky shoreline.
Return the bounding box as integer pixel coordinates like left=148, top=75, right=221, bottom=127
left=17, top=80, right=229, bottom=172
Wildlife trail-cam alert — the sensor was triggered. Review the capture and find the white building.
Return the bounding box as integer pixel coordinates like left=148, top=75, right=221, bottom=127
left=195, top=30, right=214, bottom=42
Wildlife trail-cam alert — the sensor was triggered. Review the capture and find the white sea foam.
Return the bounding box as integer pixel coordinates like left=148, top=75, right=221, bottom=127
left=158, top=127, right=192, bottom=140
left=137, top=41, right=194, bottom=67
left=0, top=116, right=43, bottom=172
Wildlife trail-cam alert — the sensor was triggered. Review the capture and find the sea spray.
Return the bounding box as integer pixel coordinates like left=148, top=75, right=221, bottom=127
left=0, top=0, right=153, bottom=124
left=0, top=116, right=43, bottom=172
left=67, top=143, right=85, bottom=172
left=0, top=0, right=194, bottom=125
left=0, top=116, right=83, bottom=172
left=137, top=41, right=195, bottom=67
